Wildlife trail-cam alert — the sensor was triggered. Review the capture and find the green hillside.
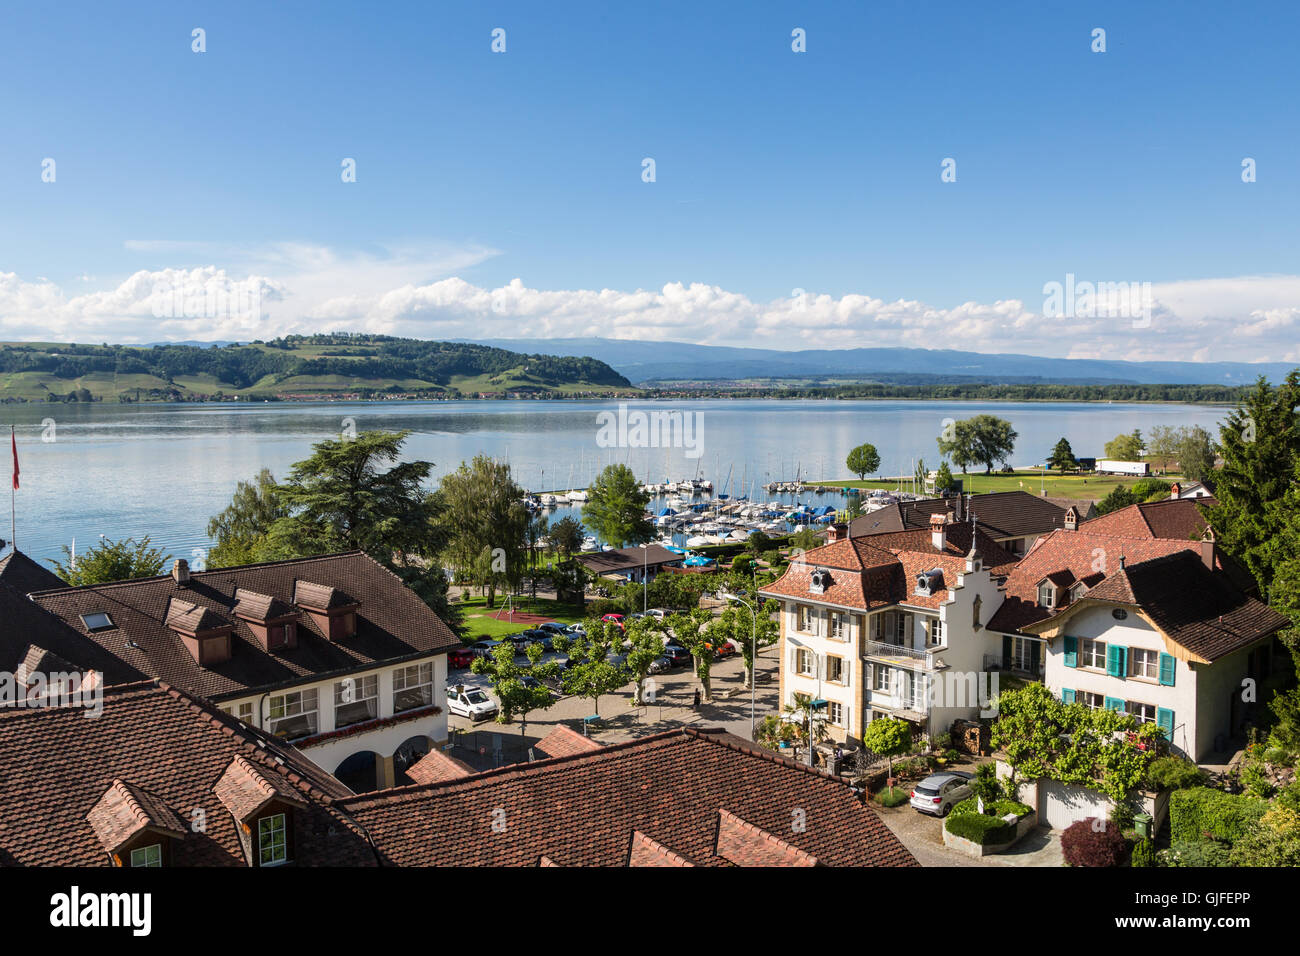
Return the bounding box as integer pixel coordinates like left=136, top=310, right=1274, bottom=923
left=0, top=335, right=637, bottom=403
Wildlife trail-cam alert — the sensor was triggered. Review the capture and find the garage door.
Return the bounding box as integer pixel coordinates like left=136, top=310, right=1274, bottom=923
left=1038, top=779, right=1110, bottom=830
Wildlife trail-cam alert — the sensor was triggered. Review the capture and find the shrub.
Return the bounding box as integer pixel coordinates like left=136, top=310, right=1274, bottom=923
left=1131, top=838, right=1156, bottom=867
left=1061, top=818, right=1127, bottom=867
left=585, top=597, right=626, bottom=618
left=731, top=555, right=753, bottom=573
left=1169, top=787, right=1268, bottom=845
left=1144, top=756, right=1206, bottom=791
left=945, top=812, right=1015, bottom=845
left=1240, top=763, right=1276, bottom=799
left=1160, top=839, right=1231, bottom=867
left=1109, top=801, right=1136, bottom=832
left=873, top=786, right=910, bottom=808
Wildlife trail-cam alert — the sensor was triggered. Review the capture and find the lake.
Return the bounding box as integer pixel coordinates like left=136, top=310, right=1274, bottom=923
left=1, top=399, right=1230, bottom=569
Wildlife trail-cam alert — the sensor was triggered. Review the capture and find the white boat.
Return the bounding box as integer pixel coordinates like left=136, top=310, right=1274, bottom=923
left=567, top=490, right=589, bottom=502
left=686, top=535, right=709, bottom=548
left=581, top=536, right=599, bottom=551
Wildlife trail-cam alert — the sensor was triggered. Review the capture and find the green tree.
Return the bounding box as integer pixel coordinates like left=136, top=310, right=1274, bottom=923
left=557, top=621, right=630, bottom=717
left=938, top=415, right=1018, bottom=474
left=469, top=641, right=560, bottom=735
left=789, top=525, right=821, bottom=555
left=1145, top=425, right=1178, bottom=475
left=861, top=717, right=912, bottom=782
left=547, top=515, right=586, bottom=559
left=934, top=460, right=957, bottom=494
left=49, top=535, right=171, bottom=586
left=435, top=454, right=529, bottom=608
left=206, top=468, right=292, bottom=568
left=665, top=608, right=717, bottom=700
left=1095, top=483, right=1140, bottom=516
left=723, top=599, right=780, bottom=689
left=582, top=464, right=652, bottom=548
left=624, top=616, right=667, bottom=706
left=846, top=443, right=881, bottom=480
left=1048, top=437, right=1078, bottom=471
left=1103, top=429, right=1144, bottom=462
left=745, top=529, right=772, bottom=558
left=1174, top=425, right=1217, bottom=484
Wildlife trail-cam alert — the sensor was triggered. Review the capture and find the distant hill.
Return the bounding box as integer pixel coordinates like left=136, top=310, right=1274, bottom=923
left=459, top=337, right=1294, bottom=386
left=0, top=335, right=633, bottom=402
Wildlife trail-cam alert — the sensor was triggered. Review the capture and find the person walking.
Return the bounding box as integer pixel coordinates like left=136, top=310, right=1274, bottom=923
left=692, top=687, right=701, bottom=710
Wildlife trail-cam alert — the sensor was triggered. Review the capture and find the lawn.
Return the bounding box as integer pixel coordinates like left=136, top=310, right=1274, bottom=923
left=811, top=469, right=1187, bottom=502
left=457, top=594, right=586, bottom=639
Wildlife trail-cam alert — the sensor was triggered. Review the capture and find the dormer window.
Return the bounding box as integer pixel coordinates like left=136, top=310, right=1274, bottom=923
left=259, top=813, right=289, bottom=866
left=213, top=756, right=306, bottom=868
left=130, top=844, right=162, bottom=868
left=80, top=612, right=116, bottom=633
left=86, top=780, right=185, bottom=868
left=166, top=599, right=234, bottom=666
left=1037, top=582, right=1057, bottom=609
left=232, top=589, right=299, bottom=652
left=915, top=568, right=944, bottom=596
left=293, top=581, right=360, bottom=642
left=809, top=568, right=832, bottom=594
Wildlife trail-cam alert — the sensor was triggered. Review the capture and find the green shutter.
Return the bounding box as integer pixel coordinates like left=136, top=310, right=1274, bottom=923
left=1156, top=708, right=1174, bottom=737
left=1001, top=634, right=1013, bottom=669
left=1063, top=635, right=1077, bottom=668
left=1062, top=688, right=1075, bottom=704
left=1106, top=644, right=1127, bottom=679
left=1158, top=652, right=1176, bottom=687
left=1104, top=696, right=1125, bottom=713
left=1029, top=640, right=1042, bottom=675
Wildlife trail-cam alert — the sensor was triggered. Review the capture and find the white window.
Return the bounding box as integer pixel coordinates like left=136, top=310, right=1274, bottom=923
left=1130, top=648, right=1159, bottom=680
left=258, top=813, right=288, bottom=866
left=267, top=688, right=319, bottom=740
left=222, top=701, right=255, bottom=723
left=796, top=605, right=814, bottom=634
left=827, top=655, right=844, bottom=684
left=795, top=648, right=814, bottom=676
left=827, top=700, right=844, bottom=726
left=1127, top=701, right=1156, bottom=724
left=926, top=618, right=944, bottom=647
left=1037, top=582, right=1056, bottom=609
left=393, top=661, right=434, bottom=713
left=130, top=843, right=162, bottom=868
left=872, top=665, right=891, bottom=692
left=1076, top=691, right=1104, bottom=710
left=830, top=613, right=846, bottom=640
left=334, top=674, right=379, bottom=727
left=1079, top=639, right=1107, bottom=670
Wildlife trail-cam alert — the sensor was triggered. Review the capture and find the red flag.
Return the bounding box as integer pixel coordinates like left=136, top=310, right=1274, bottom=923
left=10, top=426, right=17, bottom=491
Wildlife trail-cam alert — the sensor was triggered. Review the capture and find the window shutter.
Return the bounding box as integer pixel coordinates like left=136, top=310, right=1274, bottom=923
left=1158, top=652, right=1176, bottom=687
left=1156, top=707, right=1174, bottom=737
left=1063, top=635, right=1078, bottom=668
left=1001, top=634, right=1013, bottom=669
left=1106, top=644, right=1127, bottom=679
left=1104, top=696, right=1125, bottom=712
left=1029, top=640, right=1042, bottom=674
left=1062, top=688, right=1075, bottom=704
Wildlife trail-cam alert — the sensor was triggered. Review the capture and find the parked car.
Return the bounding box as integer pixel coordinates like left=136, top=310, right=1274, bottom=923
left=468, top=640, right=504, bottom=659
left=909, top=771, right=975, bottom=816
left=708, top=641, right=736, bottom=661
left=538, top=622, right=569, bottom=635
left=655, top=644, right=693, bottom=669
left=645, top=608, right=668, bottom=620
left=448, top=647, right=475, bottom=669
left=445, top=684, right=499, bottom=722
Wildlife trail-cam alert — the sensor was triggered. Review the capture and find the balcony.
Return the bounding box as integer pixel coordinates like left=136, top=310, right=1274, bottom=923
left=865, top=639, right=942, bottom=670
left=984, top=653, right=1045, bottom=680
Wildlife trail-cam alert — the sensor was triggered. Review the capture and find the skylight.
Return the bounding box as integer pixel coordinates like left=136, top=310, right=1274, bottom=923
left=80, top=612, right=116, bottom=632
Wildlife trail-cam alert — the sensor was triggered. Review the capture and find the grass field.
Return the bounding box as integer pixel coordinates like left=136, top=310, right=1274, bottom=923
left=457, top=594, right=586, bottom=640
left=811, top=469, right=1185, bottom=501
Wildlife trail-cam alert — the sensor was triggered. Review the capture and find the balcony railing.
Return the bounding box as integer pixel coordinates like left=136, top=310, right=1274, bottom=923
left=984, top=653, right=1045, bottom=678
left=865, top=639, right=940, bottom=670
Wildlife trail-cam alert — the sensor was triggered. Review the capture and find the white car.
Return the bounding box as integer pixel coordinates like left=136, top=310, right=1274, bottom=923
left=645, top=608, right=668, bottom=619
left=445, top=684, right=499, bottom=722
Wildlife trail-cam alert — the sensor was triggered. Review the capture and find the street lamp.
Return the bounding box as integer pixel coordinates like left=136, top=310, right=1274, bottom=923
left=723, top=592, right=758, bottom=740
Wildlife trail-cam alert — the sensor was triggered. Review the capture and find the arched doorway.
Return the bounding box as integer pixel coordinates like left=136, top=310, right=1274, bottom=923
left=393, top=735, right=433, bottom=787
left=333, top=750, right=380, bottom=794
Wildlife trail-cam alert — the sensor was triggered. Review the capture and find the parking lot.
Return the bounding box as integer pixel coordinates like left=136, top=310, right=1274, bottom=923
left=875, top=799, right=1064, bottom=867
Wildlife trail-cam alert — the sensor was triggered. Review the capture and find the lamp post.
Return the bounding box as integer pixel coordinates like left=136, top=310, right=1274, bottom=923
left=724, top=592, right=758, bottom=740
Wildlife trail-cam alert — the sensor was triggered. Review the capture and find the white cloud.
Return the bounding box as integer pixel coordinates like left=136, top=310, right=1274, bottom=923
left=1, top=248, right=1298, bottom=363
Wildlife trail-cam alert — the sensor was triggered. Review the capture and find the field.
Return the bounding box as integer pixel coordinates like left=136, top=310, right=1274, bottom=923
left=811, top=469, right=1185, bottom=501
left=456, top=594, right=586, bottom=640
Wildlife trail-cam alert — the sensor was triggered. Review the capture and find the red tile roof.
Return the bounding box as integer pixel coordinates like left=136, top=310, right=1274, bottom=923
left=27, top=551, right=459, bottom=701
left=715, top=808, right=818, bottom=866
left=1036, top=551, right=1289, bottom=662
left=85, top=779, right=188, bottom=855
left=406, top=748, right=476, bottom=785
left=214, top=755, right=310, bottom=823
left=0, top=680, right=376, bottom=866
left=842, top=492, right=1071, bottom=541
left=1081, top=498, right=1214, bottom=541
left=535, top=724, right=604, bottom=760
left=340, top=728, right=917, bottom=867
left=628, top=831, right=696, bottom=867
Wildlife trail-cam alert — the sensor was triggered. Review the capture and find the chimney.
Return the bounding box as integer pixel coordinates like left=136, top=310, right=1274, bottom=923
left=1200, top=538, right=1215, bottom=571
left=930, top=512, right=948, bottom=551
left=172, top=558, right=190, bottom=585
left=1170, top=482, right=1181, bottom=498
left=953, top=494, right=963, bottom=521
left=826, top=522, right=848, bottom=543
left=1064, top=506, right=1078, bottom=532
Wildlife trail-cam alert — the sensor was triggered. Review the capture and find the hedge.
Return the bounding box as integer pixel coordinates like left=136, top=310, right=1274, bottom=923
left=945, top=812, right=1016, bottom=845
left=1169, top=787, right=1268, bottom=844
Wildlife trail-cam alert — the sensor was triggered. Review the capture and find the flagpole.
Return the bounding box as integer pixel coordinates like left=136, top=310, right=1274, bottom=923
left=10, top=425, right=15, bottom=553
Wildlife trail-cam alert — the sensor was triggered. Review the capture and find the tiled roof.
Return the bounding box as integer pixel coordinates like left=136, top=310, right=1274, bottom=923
left=340, top=728, right=917, bottom=867
left=1081, top=498, right=1213, bottom=541
left=406, top=748, right=476, bottom=785
left=535, top=724, right=604, bottom=760
left=715, top=808, right=818, bottom=866
left=0, top=549, right=66, bottom=594
left=294, top=580, right=358, bottom=611
left=0, top=584, right=141, bottom=685
left=628, top=831, right=695, bottom=867
left=0, top=680, right=375, bottom=866
left=85, top=779, right=187, bottom=855
left=165, top=598, right=232, bottom=634
left=232, top=588, right=296, bottom=621
left=28, top=551, right=459, bottom=701
left=1045, top=498, right=1098, bottom=520
left=985, top=529, right=1202, bottom=634
left=1051, top=551, right=1289, bottom=662
left=576, top=544, right=683, bottom=575
left=760, top=524, right=1016, bottom=611
left=214, top=755, right=310, bottom=823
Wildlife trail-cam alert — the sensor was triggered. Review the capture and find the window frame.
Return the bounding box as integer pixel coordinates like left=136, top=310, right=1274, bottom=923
left=129, top=843, right=162, bottom=868
left=1130, top=648, right=1160, bottom=681
left=267, top=688, right=319, bottom=741
left=258, top=812, right=288, bottom=867
left=393, top=661, right=435, bottom=713
left=1079, top=638, right=1107, bottom=670
left=333, top=673, right=379, bottom=727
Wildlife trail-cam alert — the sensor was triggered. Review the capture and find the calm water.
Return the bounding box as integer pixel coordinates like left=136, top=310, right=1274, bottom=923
left=1, top=399, right=1229, bottom=569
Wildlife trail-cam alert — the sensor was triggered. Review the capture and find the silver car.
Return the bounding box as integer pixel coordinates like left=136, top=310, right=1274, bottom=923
left=909, top=770, right=975, bottom=816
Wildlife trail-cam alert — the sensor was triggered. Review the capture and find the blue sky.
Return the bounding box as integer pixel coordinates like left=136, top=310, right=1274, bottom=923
left=1, top=1, right=1298, bottom=360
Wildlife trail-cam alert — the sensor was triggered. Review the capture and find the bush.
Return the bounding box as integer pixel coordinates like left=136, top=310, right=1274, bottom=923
left=1061, top=818, right=1128, bottom=867
left=1131, top=838, right=1156, bottom=867
left=1145, top=756, right=1206, bottom=791
left=730, top=555, right=753, bottom=573
left=945, top=812, right=1015, bottom=845
left=1240, top=763, right=1276, bottom=799
left=1169, top=787, right=1268, bottom=845
left=585, top=597, right=626, bottom=618
left=873, top=786, right=910, bottom=807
